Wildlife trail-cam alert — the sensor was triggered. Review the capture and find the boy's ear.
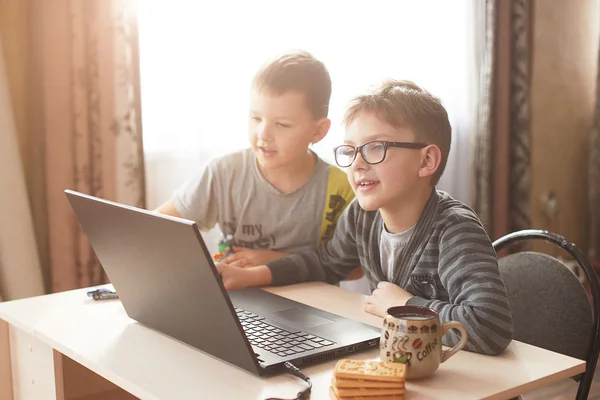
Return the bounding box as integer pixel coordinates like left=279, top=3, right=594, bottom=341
left=311, top=118, right=331, bottom=145
left=418, top=145, right=442, bottom=179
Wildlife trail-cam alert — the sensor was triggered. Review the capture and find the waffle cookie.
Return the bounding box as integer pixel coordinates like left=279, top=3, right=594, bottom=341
left=332, top=377, right=405, bottom=389
left=329, top=385, right=405, bottom=400
left=333, top=359, right=407, bottom=383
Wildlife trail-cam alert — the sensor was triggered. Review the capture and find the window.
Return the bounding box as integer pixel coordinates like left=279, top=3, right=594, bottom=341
left=137, top=0, right=476, bottom=293
left=138, top=0, right=473, bottom=166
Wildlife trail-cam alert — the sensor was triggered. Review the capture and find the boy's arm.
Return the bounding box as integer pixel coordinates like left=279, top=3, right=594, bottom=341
left=406, top=217, right=514, bottom=356
left=155, top=161, right=220, bottom=231
left=267, top=201, right=362, bottom=285
left=154, top=200, right=184, bottom=218
left=216, top=263, right=273, bottom=290
left=220, top=247, right=291, bottom=268
left=217, top=201, right=364, bottom=290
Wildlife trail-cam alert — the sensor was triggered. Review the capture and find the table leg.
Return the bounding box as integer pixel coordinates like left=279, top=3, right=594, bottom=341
left=2, top=320, right=138, bottom=400
left=58, top=353, right=138, bottom=399
left=7, top=323, right=64, bottom=399
left=1, top=319, right=14, bottom=399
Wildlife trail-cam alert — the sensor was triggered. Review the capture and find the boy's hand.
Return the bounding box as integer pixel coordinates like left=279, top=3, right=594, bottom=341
left=215, top=264, right=273, bottom=291
left=220, top=247, right=291, bottom=268
left=364, top=282, right=414, bottom=317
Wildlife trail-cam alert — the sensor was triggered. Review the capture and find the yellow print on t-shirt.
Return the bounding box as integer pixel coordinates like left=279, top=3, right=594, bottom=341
left=319, top=166, right=355, bottom=245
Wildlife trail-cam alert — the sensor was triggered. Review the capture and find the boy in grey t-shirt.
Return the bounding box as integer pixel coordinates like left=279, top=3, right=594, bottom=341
left=156, top=51, right=355, bottom=269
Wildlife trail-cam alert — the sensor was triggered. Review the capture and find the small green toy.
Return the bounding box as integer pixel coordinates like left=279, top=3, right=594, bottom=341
left=213, top=234, right=234, bottom=262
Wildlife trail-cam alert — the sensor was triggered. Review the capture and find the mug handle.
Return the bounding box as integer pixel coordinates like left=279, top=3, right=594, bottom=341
left=440, top=321, right=468, bottom=363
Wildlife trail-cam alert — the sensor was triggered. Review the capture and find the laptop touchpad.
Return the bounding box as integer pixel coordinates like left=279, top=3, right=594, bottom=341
left=269, top=308, right=334, bottom=329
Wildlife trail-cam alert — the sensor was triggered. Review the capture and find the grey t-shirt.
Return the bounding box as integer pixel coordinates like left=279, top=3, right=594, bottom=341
left=380, top=224, right=415, bottom=280
left=172, top=148, right=354, bottom=253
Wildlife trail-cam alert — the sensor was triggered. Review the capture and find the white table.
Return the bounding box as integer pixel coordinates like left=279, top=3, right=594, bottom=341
left=0, top=282, right=586, bottom=400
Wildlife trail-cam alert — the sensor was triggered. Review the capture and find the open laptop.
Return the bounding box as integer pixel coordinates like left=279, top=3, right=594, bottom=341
left=65, top=190, right=380, bottom=376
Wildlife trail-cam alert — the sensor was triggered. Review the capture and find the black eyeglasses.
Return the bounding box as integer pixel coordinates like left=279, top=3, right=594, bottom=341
left=333, top=140, right=428, bottom=168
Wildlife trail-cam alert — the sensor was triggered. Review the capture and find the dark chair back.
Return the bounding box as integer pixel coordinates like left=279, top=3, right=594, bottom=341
left=493, top=230, right=600, bottom=400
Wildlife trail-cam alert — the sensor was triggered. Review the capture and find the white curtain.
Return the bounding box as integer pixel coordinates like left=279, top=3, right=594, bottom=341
left=138, top=0, right=478, bottom=294
left=0, top=38, right=45, bottom=301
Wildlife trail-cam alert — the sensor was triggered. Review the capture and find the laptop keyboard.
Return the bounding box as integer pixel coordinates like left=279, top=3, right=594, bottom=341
left=235, top=307, right=336, bottom=358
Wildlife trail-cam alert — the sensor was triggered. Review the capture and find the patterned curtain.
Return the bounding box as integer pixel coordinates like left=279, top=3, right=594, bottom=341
left=508, top=0, right=532, bottom=236
left=473, top=0, right=496, bottom=231
left=590, top=49, right=600, bottom=272
left=32, top=0, right=146, bottom=292
left=0, top=37, right=45, bottom=301
left=474, top=0, right=531, bottom=242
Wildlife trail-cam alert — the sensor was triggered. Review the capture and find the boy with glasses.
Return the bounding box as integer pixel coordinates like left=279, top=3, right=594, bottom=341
left=217, top=80, right=514, bottom=355
left=156, top=51, right=356, bottom=269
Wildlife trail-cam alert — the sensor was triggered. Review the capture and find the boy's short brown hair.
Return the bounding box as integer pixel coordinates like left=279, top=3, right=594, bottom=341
left=344, top=80, right=451, bottom=185
left=252, top=50, right=332, bottom=119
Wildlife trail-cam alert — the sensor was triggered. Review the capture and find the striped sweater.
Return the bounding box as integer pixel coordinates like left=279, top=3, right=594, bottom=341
left=267, top=189, right=514, bottom=355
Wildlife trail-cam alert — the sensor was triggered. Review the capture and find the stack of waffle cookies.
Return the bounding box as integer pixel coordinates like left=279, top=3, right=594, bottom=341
left=329, top=359, right=407, bottom=400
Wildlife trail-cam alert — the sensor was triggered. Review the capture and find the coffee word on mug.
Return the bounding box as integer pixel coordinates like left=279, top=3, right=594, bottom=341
left=415, top=337, right=437, bottom=361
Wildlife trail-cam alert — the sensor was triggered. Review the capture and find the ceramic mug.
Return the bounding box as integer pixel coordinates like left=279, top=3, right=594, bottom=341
left=380, top=305, right=468, bottom=379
